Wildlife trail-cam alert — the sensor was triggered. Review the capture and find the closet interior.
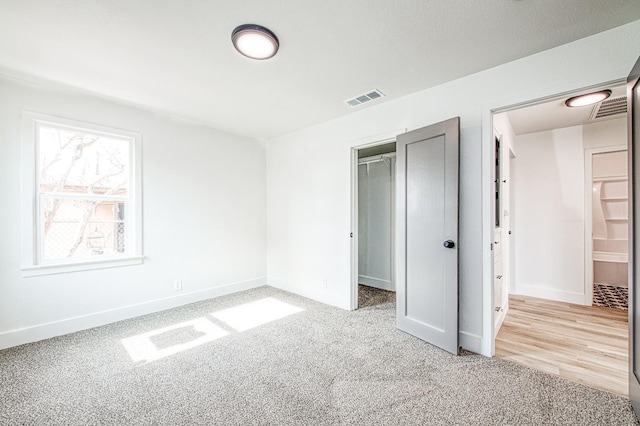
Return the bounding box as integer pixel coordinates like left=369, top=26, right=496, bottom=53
left=357, top=142, right=396, bottom=307
left=591, top=149, right=629, bottom=309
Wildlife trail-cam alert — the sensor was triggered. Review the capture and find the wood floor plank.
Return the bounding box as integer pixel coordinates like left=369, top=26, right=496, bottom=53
left=495, top=295, right=628, bottom=397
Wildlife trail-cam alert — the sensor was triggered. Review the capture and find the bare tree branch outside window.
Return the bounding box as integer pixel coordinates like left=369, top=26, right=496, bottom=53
left=38, top=126, right=130, bottom=261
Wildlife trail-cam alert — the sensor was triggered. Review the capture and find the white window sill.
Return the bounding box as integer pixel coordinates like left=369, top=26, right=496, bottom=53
left=21, top=256, right=144, bottom=277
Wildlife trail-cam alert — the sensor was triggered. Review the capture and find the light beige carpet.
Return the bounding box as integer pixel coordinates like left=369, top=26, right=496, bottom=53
left=358, top=284, right=395, bottom=308
left=0, top=286, right=637, bottom=425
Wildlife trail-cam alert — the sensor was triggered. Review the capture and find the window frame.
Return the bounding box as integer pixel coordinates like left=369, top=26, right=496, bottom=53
left=21, top=112, right=143, bottom=277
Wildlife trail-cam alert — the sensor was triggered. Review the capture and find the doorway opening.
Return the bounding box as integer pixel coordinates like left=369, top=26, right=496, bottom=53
left=351, top=139, right=397, bottom=310
left=490, top=82, right=630, bottom=397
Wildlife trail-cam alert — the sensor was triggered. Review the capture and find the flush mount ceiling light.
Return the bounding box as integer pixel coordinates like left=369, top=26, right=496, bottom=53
left=232, top=24, right=279, bottom=60
left=565, top=90, right=612, bottom=107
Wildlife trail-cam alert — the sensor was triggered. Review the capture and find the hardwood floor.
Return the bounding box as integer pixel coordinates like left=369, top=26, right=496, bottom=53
left=495, top=295, right=628, bottom=397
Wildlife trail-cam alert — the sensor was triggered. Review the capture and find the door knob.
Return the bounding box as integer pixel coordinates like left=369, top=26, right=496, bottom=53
left=443, top=240, right=455, bottom=249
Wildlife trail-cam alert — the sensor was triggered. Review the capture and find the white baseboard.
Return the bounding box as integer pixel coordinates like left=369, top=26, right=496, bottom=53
left=460, top=331, right=482, bottom=354
left=0, top=275, right=484, bottom=357
left=268, top=277, right=351, bottom=310
left=0, top=276, right=266, bottom=350
left=358, top=275, right=394, bottom=292
left=516, top=284, right=585, bottom=305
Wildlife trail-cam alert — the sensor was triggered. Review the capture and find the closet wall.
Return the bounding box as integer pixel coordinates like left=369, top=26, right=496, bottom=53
left=358, top=156, right=395, bottom=291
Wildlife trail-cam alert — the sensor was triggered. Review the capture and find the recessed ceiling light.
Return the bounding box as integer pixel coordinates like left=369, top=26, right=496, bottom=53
left=565, top=90, right=612, bottom=107
left=232, top=24, right=279, bottom=60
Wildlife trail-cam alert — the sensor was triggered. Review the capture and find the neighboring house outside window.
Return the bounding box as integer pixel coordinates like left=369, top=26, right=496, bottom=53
left=21, top=113, right=143, bottom=276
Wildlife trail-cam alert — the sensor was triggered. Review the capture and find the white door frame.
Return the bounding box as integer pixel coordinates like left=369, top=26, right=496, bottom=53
left=508, top=147, right=517, bottom=297
left=480, top=78, right=627, bottom=356
left=350, top=129, right=405, bottom=310
left=584, top=145, right=628, bottom=306
left=492, top=131, right=508, bottom=336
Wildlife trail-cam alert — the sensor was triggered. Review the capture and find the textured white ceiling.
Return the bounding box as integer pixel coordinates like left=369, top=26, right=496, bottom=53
left=0, top=1, right=639, bottom=140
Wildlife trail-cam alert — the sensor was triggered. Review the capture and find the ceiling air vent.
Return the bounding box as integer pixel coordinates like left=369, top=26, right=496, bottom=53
left=345, top=89, right=385, bottom=107
left=591, top=96, right=627, bottom=119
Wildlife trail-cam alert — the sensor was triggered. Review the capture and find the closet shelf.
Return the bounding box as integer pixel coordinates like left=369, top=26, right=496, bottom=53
left=593, top=176, right=628, bottom=182
left=593, top=251, right=629, bottom=263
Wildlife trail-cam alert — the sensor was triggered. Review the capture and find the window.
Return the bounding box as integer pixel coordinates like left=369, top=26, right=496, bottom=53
left=22, top=113, right=142, bottom=276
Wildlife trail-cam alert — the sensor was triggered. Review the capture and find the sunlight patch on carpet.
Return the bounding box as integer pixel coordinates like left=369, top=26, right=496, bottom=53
left=120, top=297, right=304, bottom=363
left=211, top=297, right=304, bottom=332
left=120, top=317, right=228, bottom=363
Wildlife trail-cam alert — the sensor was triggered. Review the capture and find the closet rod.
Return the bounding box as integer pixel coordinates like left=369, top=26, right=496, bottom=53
left=358, top=153, right=396, bottom=165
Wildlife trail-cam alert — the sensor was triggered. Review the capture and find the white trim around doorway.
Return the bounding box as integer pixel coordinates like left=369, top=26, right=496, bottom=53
left=481, top=77, right=627, bottom=357
left=349, top=129, right=406, bottom=310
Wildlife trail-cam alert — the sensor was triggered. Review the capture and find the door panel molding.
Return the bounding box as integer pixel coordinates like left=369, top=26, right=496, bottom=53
left=396, top=117, right=460, bottom=355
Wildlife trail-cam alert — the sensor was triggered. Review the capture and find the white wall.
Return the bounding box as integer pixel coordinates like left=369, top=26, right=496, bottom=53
left=584, top=117, right=629, bottom=149
left=266, top=21, right=640, bottom=354
left=512, top=118, right=627, bottom=304
left=0, top=76, right=266, bottom=349
left=358, top=159, right=394, bottom=291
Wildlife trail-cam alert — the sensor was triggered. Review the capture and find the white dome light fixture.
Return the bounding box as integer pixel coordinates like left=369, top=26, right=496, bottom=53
left=232, top=24, right=279, bottom=60
left=565, top=90, right=612, bottom=107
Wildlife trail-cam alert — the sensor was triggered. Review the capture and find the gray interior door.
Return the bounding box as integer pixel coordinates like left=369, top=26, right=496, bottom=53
left=628, top=56, right=640, bottom=418
left=395, top=117, right=459, bottom=355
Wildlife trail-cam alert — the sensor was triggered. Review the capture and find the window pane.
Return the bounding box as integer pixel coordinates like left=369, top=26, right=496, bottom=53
left=38, top=126, right=129, bottom=196
left=42, top=198, right=126, bottom=261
